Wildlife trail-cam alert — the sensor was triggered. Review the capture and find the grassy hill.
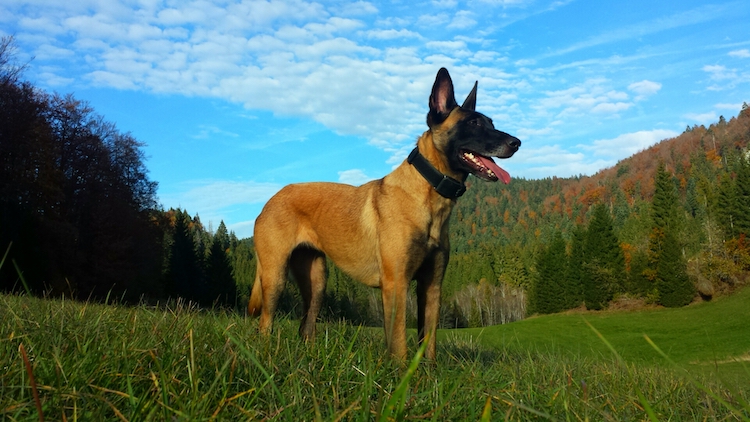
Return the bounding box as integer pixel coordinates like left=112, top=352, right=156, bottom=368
left=2, top=291, right=748, bottom=420
left=454, top=286, right=750, bottom=385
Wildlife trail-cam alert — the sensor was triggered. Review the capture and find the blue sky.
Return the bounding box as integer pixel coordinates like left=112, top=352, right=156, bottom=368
left=2, top=0, right=749, bottom=239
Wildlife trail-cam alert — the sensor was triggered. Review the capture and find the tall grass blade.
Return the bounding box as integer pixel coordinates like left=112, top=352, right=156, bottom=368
left=12, top=259, right=32, bottom=295
left=226, top=332, right=287, bottom=407
left=583, top=318, right=659, bottom=422
left=378, top=336, right=427, bottom=422
left=643, top=335, right=750, bottom=421
left=0, top=242, right=11, bottom=270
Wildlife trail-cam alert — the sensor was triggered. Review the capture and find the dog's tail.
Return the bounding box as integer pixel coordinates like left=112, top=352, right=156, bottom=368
left=247, top=261, right=263, bottom=317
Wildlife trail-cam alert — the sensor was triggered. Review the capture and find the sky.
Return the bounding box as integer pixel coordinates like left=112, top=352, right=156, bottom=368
left=2, top=0, right=749, bottom=239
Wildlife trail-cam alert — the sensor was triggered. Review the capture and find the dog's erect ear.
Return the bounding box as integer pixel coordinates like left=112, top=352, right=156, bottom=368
left=428, top=68, right=458, bottom=125
left=461, top=81, right=477, bottom=111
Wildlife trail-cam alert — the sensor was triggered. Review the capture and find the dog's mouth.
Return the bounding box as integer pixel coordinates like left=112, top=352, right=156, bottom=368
left=460, top=150, right=511, bottom=184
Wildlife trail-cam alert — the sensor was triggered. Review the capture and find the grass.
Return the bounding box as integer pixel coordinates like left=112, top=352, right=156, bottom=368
left=456, top=287, right=750, bottom=386
left=1, top=292, right=748, bottom=421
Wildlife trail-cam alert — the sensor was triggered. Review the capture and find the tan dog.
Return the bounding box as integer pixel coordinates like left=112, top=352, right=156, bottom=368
left=248, top=68, right=520, bottom=360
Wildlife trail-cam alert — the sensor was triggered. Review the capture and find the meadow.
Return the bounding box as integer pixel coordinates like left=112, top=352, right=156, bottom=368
left=1, top=289, right=749, bottom=421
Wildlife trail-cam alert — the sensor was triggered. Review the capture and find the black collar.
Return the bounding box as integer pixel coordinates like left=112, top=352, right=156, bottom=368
left=407, top=147, right=466, bottom=198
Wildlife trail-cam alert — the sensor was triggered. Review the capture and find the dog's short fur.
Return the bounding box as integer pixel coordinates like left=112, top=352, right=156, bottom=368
left=248, top=68, right=520, bottom=360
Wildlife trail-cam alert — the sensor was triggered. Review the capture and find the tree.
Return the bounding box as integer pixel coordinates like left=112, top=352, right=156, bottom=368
left=734, top=155, right=750, bottom=237
left=1, top=38, right=161, bottom=300
left=656, top=229, right=695, bottom=307
left=716, top=172, right=738, bottom=238
left=532, top=231, right=566, bottom=314
left=647, top=163, right=693, bottom=306
left=165, top=210, right=205, bottom=302
left=205, top=225, right=237, bottom=308
left=563, top=225, right=585, bottom=309
left=582, top=203, right=625, bottom=309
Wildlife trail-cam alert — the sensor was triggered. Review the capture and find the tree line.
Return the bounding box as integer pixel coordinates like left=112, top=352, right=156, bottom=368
left=1, top=37, right=239, bottom=306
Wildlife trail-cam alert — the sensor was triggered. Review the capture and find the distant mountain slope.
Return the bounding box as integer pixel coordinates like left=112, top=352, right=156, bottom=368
left=441, top=106, right=750, bottom=312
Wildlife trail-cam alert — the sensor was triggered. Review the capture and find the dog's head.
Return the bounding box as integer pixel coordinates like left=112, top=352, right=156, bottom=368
left=427, top=68, right=520, bottom=184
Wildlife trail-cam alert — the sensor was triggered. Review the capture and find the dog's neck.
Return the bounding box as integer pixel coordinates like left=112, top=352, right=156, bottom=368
left=407, top=147, right=466, bottom=198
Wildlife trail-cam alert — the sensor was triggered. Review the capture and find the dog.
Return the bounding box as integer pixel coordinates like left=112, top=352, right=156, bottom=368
left=248, top=68, right=520, bottom=360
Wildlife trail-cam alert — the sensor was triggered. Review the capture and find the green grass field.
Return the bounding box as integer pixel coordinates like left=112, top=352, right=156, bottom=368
left=458, top=287, right=750, bottom=386
left=1, top=290, right=748, bottom=421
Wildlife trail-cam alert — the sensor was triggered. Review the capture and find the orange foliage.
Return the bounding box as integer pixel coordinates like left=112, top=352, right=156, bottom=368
left=705, top=149, right=722, bottom=164
left=579, top=185, right=606, bottom=206
left=621, top=242, right=634, bottom=272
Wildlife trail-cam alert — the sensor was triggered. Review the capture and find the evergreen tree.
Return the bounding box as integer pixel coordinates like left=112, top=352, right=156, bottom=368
left=563, top=225, right=586, bottom=309
left=627, top=249, right=651, bottom=297
left=734, top=155, right=750, bottom=236
left=583, top=203, right=624, bottom=309
left=656, top=229, right=695, bottom=307
left=533, top=231, right=566, bottom=314
left=231, top=238, right=256, bottom=303
left=215, top=220, right=231, bottom=251
left=206, top=231, right=237, bottom=308
left=716, top=172, right=738, bottom=238
left=165, top=210, right=204, bottom=302
left=650, top=163, right=679, bottom=232
left=647, top=163, right=692, bottom=307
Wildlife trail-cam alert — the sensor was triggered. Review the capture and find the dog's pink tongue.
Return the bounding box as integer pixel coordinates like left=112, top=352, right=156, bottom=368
left=477, top=155, right=511, bottom=184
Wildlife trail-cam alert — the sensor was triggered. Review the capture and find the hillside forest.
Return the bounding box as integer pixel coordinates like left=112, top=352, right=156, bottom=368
left=2, top=37, right=749, bottom=328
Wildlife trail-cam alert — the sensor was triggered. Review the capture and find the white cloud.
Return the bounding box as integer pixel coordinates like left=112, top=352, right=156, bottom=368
left=590, top=102, right=632, bottom=114
left=728, top=49, right=750, bottom=58
left=161, top=180, right=281, bottom=214
left=701, top=64, right=749, bottom=90
left=192, top=125, right=240, bottom=140
left=586, top=129, right=678, bottom=159
left=336, top=1, right=378, bottom=16
left=628, top=80, right=661, bottom=99
left=432, top=0, right=458, bottom=7
left=448, top=11, right=477, bottom=29
left=542, top=3, right=730, bottom=59
left=535, top=79, right=633, bottom=118
left=338, top=169, right=374, bottom=185
left=685, top=111, right=719, bottom=124
left=502, top=144, right=610, bottom=179
left=426, top=40, right=468, bottom=51
left=366, top=28, right=422, bottom=40
left=702, top=64, right=737, bottom=80
left=715, top=103, right=744, bottom=112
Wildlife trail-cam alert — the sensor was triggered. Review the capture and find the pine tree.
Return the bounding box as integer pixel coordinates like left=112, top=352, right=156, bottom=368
left=734, top=155, right=750, bottom=237
left=583, top=203, right=624, bottom=309
left=206, top=232, right=237, bottom=308
left=533, top=231, right=566, bottom=314
left=647, top=163, right=693, bottom=307
left=564, top=225, right=585, bottom=309
left=165, top=210, right=204, bottom=302
left=716, top=172, right=738, bottom=238
left=215, top=220, right=231, bottom=251
left=656, top=229, right=695, bottom=307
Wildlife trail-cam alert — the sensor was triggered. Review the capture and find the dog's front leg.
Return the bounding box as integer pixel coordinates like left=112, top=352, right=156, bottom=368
left=380, top=269, right=409, bottom=360
left=416, top=249, right=447, bottom=361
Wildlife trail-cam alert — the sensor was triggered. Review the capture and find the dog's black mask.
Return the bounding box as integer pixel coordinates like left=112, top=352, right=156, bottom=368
left=427, top=68, right=521, bottom=183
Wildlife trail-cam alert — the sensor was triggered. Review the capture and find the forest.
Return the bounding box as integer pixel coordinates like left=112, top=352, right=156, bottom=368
left=2, top=36, right=749, bottom=328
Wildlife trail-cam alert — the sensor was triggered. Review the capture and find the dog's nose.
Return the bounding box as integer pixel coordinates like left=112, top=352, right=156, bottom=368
left=508, top=137, right=521, bottom=149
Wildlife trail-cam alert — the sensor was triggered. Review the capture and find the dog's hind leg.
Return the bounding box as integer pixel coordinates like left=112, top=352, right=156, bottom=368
left=290, top=247, right=327, bottom=340
left=257, top=252, right=288, bottom=336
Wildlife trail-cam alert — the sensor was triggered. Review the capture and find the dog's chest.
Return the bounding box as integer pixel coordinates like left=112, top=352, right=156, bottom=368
left=423, top=201, right=453, bottom=249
